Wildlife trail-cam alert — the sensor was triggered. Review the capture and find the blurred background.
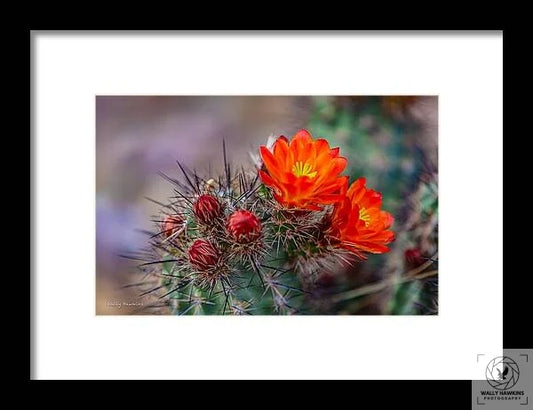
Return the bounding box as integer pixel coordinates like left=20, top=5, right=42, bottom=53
left=96, top=96, right=438, bottom=315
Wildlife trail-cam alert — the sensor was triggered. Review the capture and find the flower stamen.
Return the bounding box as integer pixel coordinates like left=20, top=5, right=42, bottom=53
left=292, top=161, right=317, bottom=178
left=359, top=207, right=371, bottom=227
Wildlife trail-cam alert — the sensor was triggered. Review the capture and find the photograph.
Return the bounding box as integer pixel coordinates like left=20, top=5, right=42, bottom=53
left=96, top=95, right=438, bottom=315
left=34, top=31, right=508, bottom=388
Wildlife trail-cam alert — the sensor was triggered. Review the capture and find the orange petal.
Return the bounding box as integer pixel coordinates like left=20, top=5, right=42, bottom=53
left=362, top=189, right=382, bottom=208
left=380, top=211, right=394, bottom=229
left=292, top=129, right=313, bottom=142
left=314, top=141, right=337, bottom=165
left=315, top=193, right=347, bottom=204
left=338, top=176, right=349, bottom=195
left=347, top=178, right=366, bottom=204
left=273, top=137, right=291, bottom=170
left=258, top=170, right=282, bottom=193
left=291, top=134, right=311, bottom=162
left=300, top=139, right=314, bottom=162
left=314, top=139, right=331, bottom=155
left=316, top=176, right=349, bottom=196
left=362, top=243, right=391, bottom=254
left=315, top=156, right=347, bottom=186
left=367, top=230, right=395, bottom=243
left=260, top=146, right=284, bottom=181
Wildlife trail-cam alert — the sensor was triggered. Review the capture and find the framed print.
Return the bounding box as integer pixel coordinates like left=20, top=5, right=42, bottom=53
left=33, top=31, right=503, bottom=380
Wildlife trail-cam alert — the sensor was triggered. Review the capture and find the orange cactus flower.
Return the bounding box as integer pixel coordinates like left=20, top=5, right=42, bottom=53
left=331, top=177, right=394, bottom=257
left=258, top=129, right=348, bottom=210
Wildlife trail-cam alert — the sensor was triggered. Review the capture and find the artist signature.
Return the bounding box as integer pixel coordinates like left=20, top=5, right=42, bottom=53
left=106, top=299, right=143, bottom=309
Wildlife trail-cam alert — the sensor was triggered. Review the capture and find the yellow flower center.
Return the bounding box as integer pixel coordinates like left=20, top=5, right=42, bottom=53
left=292, top=161, right=317, bottom=178
left=359, top=207, right=371, bottom=227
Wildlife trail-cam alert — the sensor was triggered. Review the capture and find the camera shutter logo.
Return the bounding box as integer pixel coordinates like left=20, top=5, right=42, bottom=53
left=485, top=356, right=520, bottom=390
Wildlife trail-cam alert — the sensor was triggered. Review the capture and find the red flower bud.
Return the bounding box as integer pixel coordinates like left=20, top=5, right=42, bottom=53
left=188, top=239, right=219, bottom=271
left=193, top=194, right=223, bottom=224
left=227, top=210, right=262, bottom=243
left=162, top=214, right=184, bottom=238
left=404, top=248, right=424, bottom=268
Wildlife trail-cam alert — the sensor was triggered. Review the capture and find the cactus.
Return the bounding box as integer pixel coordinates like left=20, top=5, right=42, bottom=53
left=127, top=129, right=395, bottom=315
left=124, top=96, right=438, bottom=315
